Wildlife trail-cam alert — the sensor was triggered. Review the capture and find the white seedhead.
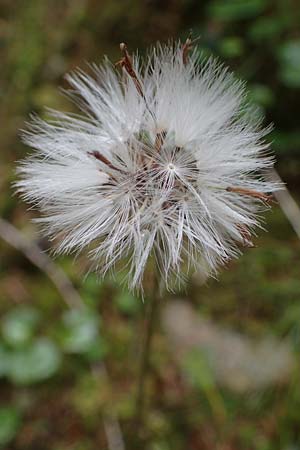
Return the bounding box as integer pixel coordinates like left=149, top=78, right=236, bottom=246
left=16, top=39, right=277, bottom=290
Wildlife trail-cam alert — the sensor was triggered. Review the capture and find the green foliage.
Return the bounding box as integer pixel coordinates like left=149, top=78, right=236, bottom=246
left=219, top=37, right=244, bottom=58
left=115, top=290, right=141, bottom=315
left=183, top=349, right=227, bottom=420
left=278, top=40, right=300, bottom=88
left=58, top=309, right=99, bottom=354
left=248, top=16, right=287, bottom=42
left=0, top=306, right=61, bottom=384
left=0, top=305, right=109, bottom=386
left=81, top=274, right=104, bottom=307
left=184, top=349, right=215, bottom=390
left=0, top=344, right=10, bottom=377
left=0, top=407, right=21, bottom=448
left=72, top=372, right=107, bottom=423
left=208, top=0, right=268, bottom=21
left=249, top=84, right=274, bottom=108
left=1, top=306, right=41, bottom=348
left=57, top=308, right=108, bottom=362
left=8, top=338, right=62, bottom=385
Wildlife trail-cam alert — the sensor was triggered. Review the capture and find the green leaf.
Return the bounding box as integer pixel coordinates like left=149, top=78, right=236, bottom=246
left=150, top=442, right=171, bottom=450
left=183, top=350, right=227, bottom=419
left=0, top=344, right=10, bottom=377
left=81, top=274, right=104, bottom=306
left=280, top=67, right=300, bottom=88
left=278, top=40, right=300, bottom=88
left=0, top=407, right=21, bottom=447
left=183, top=349, right=215, bottom=390
left=248, top=16, right=286, bottom=42
left=84, top=336, right=108, bottom=363
left=115, top=291, right=140, bottom=315
left=278, top=40, right=300, bottom=66
left=1, top=306, right=40, bottom=348
left=208, top=0, right=268, bottom=21
left=8, top=338, right=61, bottom=385
left=248, top=84, right=274, bottom=107
left=219, top=37, right=244, bottom=58
left=270, top=130, right=300, bottom=155
left=60, top=310, right=99, bottom=354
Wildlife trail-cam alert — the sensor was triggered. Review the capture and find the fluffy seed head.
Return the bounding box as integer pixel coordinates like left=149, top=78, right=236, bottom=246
left=16, top=40, right=277, bottom=291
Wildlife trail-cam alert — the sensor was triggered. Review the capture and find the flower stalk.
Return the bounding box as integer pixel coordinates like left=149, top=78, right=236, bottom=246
left=135, top=269, right=161, bottom=431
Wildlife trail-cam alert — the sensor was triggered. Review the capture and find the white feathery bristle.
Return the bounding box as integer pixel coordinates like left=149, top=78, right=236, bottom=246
left=16, top=40, right=279, bottom=291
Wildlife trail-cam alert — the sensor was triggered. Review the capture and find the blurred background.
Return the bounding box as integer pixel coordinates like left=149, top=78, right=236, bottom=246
left=1, top=0, right=300, bottom=449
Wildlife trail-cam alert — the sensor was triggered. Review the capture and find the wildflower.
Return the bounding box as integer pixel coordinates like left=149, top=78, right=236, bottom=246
left=16, top=39, right=276, bottom=290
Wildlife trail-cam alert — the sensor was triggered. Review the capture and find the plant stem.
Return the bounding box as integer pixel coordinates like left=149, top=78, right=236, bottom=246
left=135, top=272, right=160, bottom=430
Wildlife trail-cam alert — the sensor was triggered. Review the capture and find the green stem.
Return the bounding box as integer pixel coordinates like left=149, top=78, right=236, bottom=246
left=135, top=272, right=160, bottom=430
